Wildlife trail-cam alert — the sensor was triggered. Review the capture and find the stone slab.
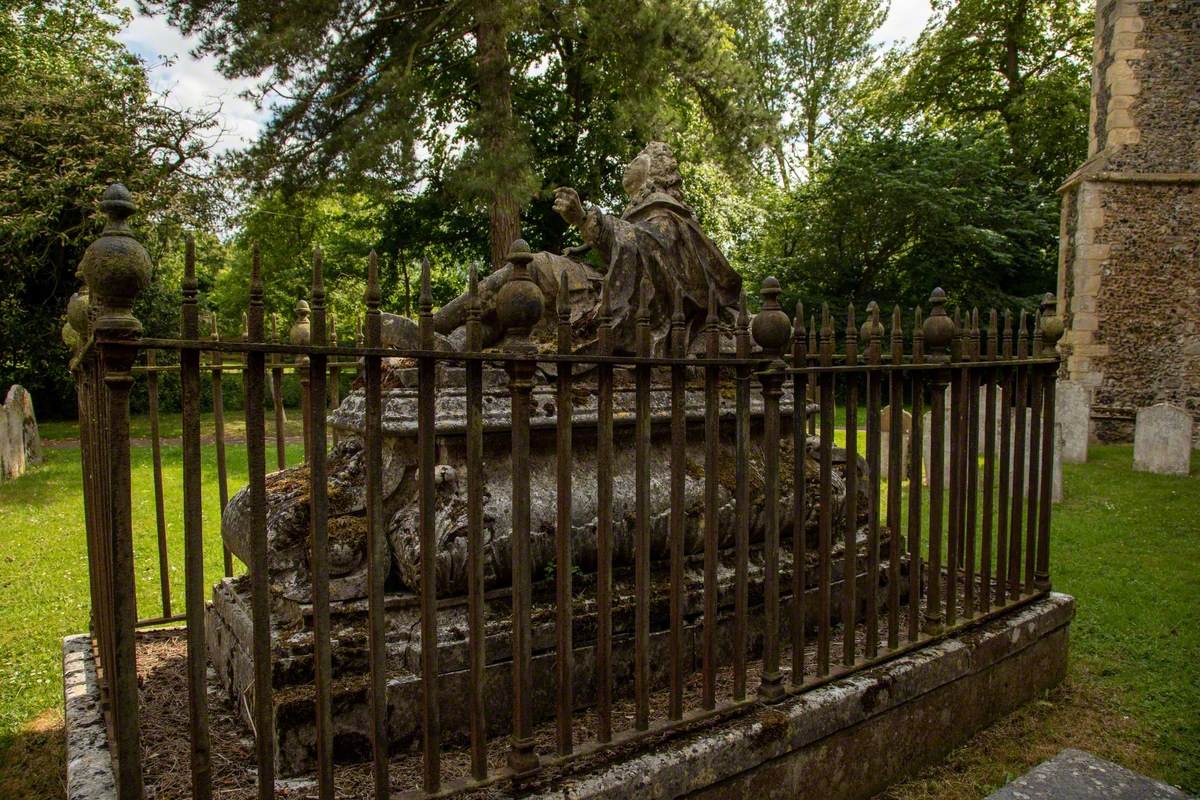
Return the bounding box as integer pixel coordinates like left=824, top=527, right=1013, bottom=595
left=986, top=748, right=1193, bottom=800
left=1133, top=403, right=1193, bottom=476
left=1057, top=381, right=1090, bottom=463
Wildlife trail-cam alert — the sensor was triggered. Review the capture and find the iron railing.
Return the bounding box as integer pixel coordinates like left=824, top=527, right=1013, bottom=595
left=69, top=185, right=1064, bottom=799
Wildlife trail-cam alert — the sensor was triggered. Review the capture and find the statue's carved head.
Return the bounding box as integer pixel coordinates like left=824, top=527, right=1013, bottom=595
left=623, top=141, right=684, bottom=204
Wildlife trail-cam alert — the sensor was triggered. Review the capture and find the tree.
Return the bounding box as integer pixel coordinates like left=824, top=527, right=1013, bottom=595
left=897, top=0, right=1092, bottom=186
left=776, top=0, right=889, bottom=175
left=0, top=0, right=217, bottom=417
left=144, top=0, right=776, bottom=267
left=752, top=126, right=1058, bottom=312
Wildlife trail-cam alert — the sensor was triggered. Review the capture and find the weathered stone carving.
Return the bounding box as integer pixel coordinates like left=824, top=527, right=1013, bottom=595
left=380, top=142, right=743, bottom=355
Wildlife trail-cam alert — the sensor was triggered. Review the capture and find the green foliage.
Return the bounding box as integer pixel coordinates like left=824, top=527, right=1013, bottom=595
left=0, top=0, right=216, bottom=417
left=750, top=126, right=1059, bottom=311
left=893, top=0, right=1092, bottom=188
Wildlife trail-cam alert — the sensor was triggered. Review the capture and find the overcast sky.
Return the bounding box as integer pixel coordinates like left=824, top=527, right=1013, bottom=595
left=116, top=0, right=934, bottom=155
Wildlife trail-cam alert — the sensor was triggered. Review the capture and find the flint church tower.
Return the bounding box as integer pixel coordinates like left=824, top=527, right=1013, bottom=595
left=1057, top=0, right=1200, bottom=444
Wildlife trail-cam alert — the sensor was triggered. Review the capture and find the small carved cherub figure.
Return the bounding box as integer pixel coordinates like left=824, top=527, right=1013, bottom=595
left=402, top=142, right=741, bottom=354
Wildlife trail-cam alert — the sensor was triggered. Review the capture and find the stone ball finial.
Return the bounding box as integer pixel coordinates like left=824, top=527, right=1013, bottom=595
left=496, top=238, right=544, bottom=348
left=79, top=183, right=152, bottom=336
left=859, top=300, right=884, bottom=342
left=751, top=276, right=791, bottom=360
left=290, top=299, right=311, bottom=345
left=66, top=285, right=90, bottom=337
left=1039, top=292, right=1064, bottom=351
left=922, top=287, right=956, bottom=355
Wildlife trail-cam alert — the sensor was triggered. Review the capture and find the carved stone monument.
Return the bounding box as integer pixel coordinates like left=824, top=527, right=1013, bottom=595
left=1, top=385, right=40, bottom=480
left=208, top=144, right=898, bottom=776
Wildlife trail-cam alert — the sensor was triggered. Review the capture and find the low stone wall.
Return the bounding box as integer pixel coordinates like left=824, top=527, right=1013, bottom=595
left=64, top=594, right=1074, bottom=799
left=537, top=593, right=1074, bottom=800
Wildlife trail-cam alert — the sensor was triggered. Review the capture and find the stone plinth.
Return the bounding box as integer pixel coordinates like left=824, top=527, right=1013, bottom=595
left=1056, top=381, right=1090, bottom=463
left=986, top=748, right=1192, bottom=800
left=1133, top=403, right=1193, bottom=476
left=207, top=534, right=906, bottom=776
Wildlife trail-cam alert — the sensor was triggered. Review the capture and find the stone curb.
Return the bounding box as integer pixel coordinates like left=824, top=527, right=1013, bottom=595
left=542, top=593, right=1076, bottom=799
left=63, top=634, right=116, bottom=800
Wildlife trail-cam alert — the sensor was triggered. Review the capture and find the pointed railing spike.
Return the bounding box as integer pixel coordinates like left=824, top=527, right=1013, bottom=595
left=419, top=255, right=433, bottom=312
left=366, top=250, right=380, bottom=308
left=558, top=269, right=571, bottom=318
left=794, top=301, right=805, bottom=340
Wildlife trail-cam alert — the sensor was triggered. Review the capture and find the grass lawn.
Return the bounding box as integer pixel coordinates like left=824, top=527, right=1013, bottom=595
left=0, top=436, right=1195, bottom=798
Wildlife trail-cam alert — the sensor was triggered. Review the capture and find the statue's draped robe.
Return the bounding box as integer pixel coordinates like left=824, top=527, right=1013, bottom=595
left=581, top=192, right=742, bottom=354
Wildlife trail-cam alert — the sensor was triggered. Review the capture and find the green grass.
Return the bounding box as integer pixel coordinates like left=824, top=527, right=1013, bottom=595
left=39, top=408, right=304, bottom=442
left=0, top=441, right=1196, bottom=797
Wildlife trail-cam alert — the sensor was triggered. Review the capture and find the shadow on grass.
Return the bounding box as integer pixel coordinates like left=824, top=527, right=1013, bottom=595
left=0, top=709, right=65, bottom=800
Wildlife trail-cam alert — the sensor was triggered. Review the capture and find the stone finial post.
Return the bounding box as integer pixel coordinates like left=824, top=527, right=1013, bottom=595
left=751, top=277, right=789, bottom=700
left=81, top=183, right=152, bottom=337
left=1039, top=293, right=1064, bottom=357
left=922, top=288, right=956, bottom=362
left=77, top=182, right=147, bottom=797
left=497, top=239, right=543, bottom=354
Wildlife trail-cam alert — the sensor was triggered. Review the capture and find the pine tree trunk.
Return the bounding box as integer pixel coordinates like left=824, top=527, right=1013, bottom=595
left=477, top=4, right=521, bottom=270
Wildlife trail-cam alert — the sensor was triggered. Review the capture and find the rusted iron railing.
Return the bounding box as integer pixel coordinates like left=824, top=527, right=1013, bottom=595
left=68, top=184, right=1065, bottom=800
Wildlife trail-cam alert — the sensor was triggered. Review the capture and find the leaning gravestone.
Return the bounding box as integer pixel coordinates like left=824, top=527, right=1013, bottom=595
left=0, top=385, right=40, bottom=480
left=1055, top=381, right=1089, bottom=463
left=1133, top=403, right=1193, bottom=476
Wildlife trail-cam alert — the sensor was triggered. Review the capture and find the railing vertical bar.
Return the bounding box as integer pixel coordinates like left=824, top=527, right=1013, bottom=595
left=757, top=280, right=786, bottom=700
left=1024, top=325, right=1043, bottom=596
left=307, top=249, right=336, bottom=799
left=555, top=271, right=575, bottom=751
left=364, top=253, right=390, bottom=798
left=416, top=258, right=441, bottom=792
left=505, top=243, right=539, bottom=778
left=211, top=317, right=233, bottom=577
left=245, top=244, right=275, bottom=799
left=1036, top=295, right=1061, bottom=592
left=790, top=303, right=808, bottom=685
left=864, top=304, right=882, bottom=658
left=329, top=312, right=341, bottom=448
left=981, top=311, right=998, bottom=612
left=907, top=308, right=925, bottom=642
left=270, top=315, right=287, bottom=471
left=995, top=311, right=1013, bottom=607
left=886, top=306, right=903, bottom=649
left=964, top=311, right=981, bottom=615
left=465, top=264, right=488, bottom=781
left=702, top=287, right=720, bottom=708
left=817, top=304, right=834, bottom=676
left=595, top=284, right=615, bottom=744
left=670, top=285, right=691, bottom=714
left=841, top=306, right=859, bottom=666
left=146, top=350, right=171, bottom=617
left=945, top=315, right=963, bottom=627
left=927, top=362, right=946, bottom=635
left=634, top=277, right=653, bottom=730
left=181, top=236, right=212, bottom=799
left=1008, top=312, right=1029, bottom=600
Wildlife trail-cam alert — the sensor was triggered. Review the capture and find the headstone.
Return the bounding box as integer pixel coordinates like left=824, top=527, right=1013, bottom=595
left=0, top=385, right=40, bottom=479
left=5, top=385, right=40, bottom=466
left=1052, top=422, right=1064, bottom=503
left=1133, top=403, right=1193, bottom=476
left=921, top=408, right=951, bottom=486
left=986, top=748, right=1193, bottom=799
left=879, top=405, right=913, bottom=480
left=1056, top=381, right=1089, bottom=463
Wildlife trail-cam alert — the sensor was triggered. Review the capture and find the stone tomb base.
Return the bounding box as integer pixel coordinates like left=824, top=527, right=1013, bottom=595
left=207, top=534, right=908, bottom=777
